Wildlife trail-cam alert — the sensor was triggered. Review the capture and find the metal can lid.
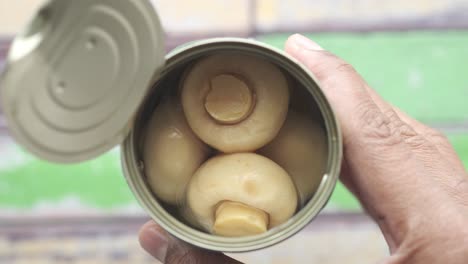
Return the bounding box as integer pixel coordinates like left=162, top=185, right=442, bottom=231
left=0, top=0, right=165, bottom=163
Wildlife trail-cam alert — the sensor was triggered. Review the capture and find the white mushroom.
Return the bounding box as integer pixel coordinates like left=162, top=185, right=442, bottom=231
left=186, top=153, right=297, bottom=237
left=181, top=54, right=290, bottom=153
left=259, top=110, right=328, bottom=206
left=143, top=99, right=210, bottom=205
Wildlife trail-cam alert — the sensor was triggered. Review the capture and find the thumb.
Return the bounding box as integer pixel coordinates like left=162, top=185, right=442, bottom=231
left=285, top=34, right=383, bottom=142
left=139, top=221, right=242, bottom=264
left=283, top=34, right=453, bottom=248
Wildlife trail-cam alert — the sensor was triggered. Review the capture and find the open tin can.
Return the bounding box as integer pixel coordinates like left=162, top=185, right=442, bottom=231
left=0, top=0, right=342, bottom=252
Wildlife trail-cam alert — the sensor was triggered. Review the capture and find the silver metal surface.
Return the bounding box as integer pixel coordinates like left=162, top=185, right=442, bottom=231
left=0, top=0, right=165, bottom=163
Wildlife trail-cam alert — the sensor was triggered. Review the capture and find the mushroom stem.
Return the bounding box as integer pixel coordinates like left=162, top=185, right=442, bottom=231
left=213, top=201, right=269, bottom=237
left=204, top=74, right=254, bottom=125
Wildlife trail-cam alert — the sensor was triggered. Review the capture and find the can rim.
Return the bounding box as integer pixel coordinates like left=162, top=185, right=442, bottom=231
left=122, top=38, right=343, bottom=252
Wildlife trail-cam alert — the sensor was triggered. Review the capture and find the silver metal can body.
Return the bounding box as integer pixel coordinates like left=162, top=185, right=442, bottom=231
left=121, top=38, right=342, bottom=252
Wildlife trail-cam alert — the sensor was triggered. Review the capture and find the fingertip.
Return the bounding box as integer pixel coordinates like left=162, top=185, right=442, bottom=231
left=139, top=222, right=244, bottom=263
left=286, top=34, right=324, bottom=53
left=138, top=221, right=163, bottom=242
left=139, top=221, right=169, bottom=262
left=285, top=34, right=300, bottom=54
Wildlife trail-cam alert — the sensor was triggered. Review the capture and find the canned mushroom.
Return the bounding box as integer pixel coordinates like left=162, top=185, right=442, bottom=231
left=123, top=39, right=342, bottom=252
left=0, top=0, right=341, bottom=253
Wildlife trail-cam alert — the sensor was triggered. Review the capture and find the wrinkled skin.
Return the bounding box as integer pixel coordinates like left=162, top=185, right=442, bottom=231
left=138, top=34, right=468, bottom=264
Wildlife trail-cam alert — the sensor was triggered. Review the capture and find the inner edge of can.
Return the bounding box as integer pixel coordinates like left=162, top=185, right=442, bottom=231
left=121, top=38, right=343, bottom=252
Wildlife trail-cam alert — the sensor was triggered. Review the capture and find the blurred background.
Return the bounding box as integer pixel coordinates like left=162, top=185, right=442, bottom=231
left=1, top=0, right=468, bottom=263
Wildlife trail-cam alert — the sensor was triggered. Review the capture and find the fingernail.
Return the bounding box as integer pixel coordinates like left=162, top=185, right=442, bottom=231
left=293, top=34, right=323, bottom=50
left=141, top=225, right=169, bottom=261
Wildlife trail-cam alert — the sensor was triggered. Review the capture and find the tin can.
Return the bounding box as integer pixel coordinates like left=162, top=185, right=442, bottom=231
left=0, top=0, right=342, bottom=252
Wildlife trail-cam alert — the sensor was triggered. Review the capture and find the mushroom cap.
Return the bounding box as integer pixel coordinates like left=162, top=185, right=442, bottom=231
left=143, top=99, right=210, bottom=205
left=181, top=53, right=290, bottom=153
left=186, top=153, right=298, bottom=232
left=259, top=111, right=327, bottom=205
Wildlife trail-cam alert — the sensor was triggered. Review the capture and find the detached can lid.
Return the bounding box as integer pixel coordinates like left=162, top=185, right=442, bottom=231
left=0, top=0, right=165, bottom=163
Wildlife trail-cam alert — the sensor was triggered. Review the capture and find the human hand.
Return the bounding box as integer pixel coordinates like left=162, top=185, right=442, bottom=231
left=139, top=34, right=468, bottom=264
